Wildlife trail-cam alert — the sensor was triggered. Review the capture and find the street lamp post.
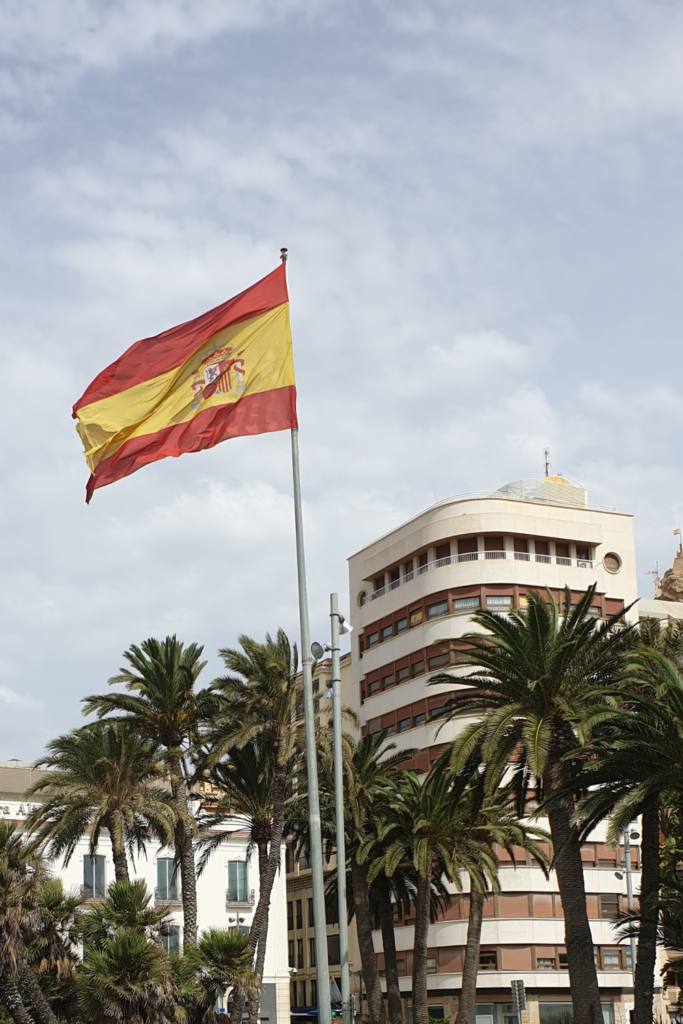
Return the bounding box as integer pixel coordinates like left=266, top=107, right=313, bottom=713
left=330, top=594, right=352, bottom=1024
left=623, top=828, right=638, bottom=982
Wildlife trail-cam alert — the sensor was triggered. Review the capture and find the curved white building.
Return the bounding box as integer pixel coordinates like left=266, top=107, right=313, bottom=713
left=347, top=477, right=640, bottom=1024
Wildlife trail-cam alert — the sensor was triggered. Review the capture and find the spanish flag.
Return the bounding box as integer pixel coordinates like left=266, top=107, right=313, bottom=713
left=73, top=264, right=297, bottom=502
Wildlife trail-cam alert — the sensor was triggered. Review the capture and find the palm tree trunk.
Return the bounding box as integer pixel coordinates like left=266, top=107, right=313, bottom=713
left=412, top=874, right=431, bottom=1024
left=378, top=880, right=403, bottom=1024
left=633, top=798, right=660, bottom=1024
left=544, top=752, right=602, bottom=1024
left=107, top=812, right=130, bottom=882
left=246, top=838, right=275, bottom=1024
left=351, top=859, right=386, bottom=1024
left=16, top=961, right=58, bottom=1024
left=0, top=969, right=35, bottom=1024
left=456, top=888, right=484, bottom=1024
left=235, top=770, right=287, bottom=1024
left=169, top=753, right=198, bottom=949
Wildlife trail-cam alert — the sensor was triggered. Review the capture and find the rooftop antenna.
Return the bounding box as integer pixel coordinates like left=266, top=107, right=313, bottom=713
left=544, top=448, right=551, bottom=478
left=647, top=562, right=660, bottom=596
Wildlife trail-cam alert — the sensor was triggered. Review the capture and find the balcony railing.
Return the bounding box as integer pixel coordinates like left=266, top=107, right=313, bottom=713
left=155, top=887, right=181, bottom=904
left=369, top=551, right=595, bottom=600
left=226, top=888, right=255, bottom=907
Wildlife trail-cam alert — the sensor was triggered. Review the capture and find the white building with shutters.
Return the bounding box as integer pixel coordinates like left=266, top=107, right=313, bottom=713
left=0, top=761, right=291, bottom=1024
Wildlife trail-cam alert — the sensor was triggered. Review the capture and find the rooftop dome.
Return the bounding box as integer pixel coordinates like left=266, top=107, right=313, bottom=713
left=495, top=476, right=587, bottom=508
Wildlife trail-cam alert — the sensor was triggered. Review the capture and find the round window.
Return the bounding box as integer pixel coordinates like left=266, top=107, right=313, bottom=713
left=603, top=552, right=622, bottom=574
left=357, top=590, right=367, bottom=607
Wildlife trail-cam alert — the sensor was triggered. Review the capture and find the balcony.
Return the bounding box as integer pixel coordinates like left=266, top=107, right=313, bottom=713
left=368, top=551, right=595, bottom=600
left=226, top=887, right=255, bottom=909
left=80, top=885, right=105, bottom=902
left=155, top=887, right=182, bottom=906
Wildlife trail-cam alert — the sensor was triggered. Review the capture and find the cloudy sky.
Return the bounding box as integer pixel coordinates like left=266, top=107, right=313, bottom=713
left=2, top=0, right=683, bottom=756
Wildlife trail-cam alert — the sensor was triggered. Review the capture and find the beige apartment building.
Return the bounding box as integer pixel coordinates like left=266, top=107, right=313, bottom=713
left=345, top=476, right=641, bottom=1024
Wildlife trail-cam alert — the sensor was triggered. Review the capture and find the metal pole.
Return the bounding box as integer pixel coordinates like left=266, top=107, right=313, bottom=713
left=624, top=829, right=637, bottom=983
left=330, top=593, right=351, bottom=1024
left=290, top=426, right=331, bottom=1024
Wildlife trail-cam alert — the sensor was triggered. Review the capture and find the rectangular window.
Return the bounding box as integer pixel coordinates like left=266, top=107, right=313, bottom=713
left=396, top=616, right=408, bottom=633
left=156, top=857, right=178, bottom=901
left=412, top=660, right=425, bottom=676
left=535, top=540, right=551, bottom=563
left=373, top=576, right=385, bottom=592
left=558, top=952, right=569, bottom=970
left=427, top=601, right=448, bottom=619
left=435, top=542, right=451, bottom=567
left=386, top=724, right=396, bottom=735
left=296, top=939, right=304, bottom=969
left=398, top=717, right=412, bottom=732
left=484, top=536, right=505, bottom=558
left=389, top=567, right=400, bottom=590
left=454, top=596, right=479, bottom=612
left=368, top=679, right=381, bottom=694
left=487, top=595, right=512, bottom=609
left=428, top=652, right=450, bottom=669
left=410, top=609, right=424, bottom=626
left=537, top=955, right=556, bottom=970
left=479, top=950, right=497, bottom=970
left=599, top=894, right=619, bottom=919
left=227, top=861, right=248, bottom=903
left=602, top=949, right=621, bottom=970
left=160, top=925, right=180, bottom=955
left=429, top=704, right=448, bottom=721
left=83, top=854, right=106, bottom=899
left=413, top=713, right=426, bottom=726
left=514, top=537, right=529, bottom=560
left=417, top=552, right=429, bottom=574
left=327, top=934, right=341, bottom=964
left=310, top=980, right=317, bottom=1007
left=287, top=902, right=293, bottom=931
left=309, top=937, right=316, bottom=967
left=428, top=1008, right=444, bottom=1020
left=296, top=899, right=303, bottom=929
left=367, top=631, right=379, bottom=646
left=397, top=666, right=411, bottom=681
left=576, top=544, right=591, bottom=563
left=382, top=625, right=393, bottom=640
left=288, top=939, right=295, bottom=965
left=402, top=560, right=414, bottom=582
left=555, top=542, right=571, bottom=566
left=457, top=537, right=478, bottom=557
left=308, top=898, right=313, bottom=927
left=426, top=956, right=437, bottom=974
left=382, top=674, right=394, bottom=688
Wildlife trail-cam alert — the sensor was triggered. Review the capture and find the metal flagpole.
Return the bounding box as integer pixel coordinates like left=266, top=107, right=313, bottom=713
left=330, top=593, right=351, bottom=1024
left=284, top=249, right=332, bottom=1024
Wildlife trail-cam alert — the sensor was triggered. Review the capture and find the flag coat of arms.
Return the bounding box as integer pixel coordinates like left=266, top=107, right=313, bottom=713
left=73, top=264, right=297, bottom=501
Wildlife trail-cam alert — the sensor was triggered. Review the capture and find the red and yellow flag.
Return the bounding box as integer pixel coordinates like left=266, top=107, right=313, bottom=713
left=73, top=264, right=297, bottom=502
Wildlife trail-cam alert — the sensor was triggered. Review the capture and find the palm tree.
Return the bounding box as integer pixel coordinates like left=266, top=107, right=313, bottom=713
left=79, top=879, right=175, bottom=951
left=371, top=767, right=498, bottom=1024
left=26, top=721, right=175, bottom=883
left=82, top=635, right=215, bottom=947
left=573, top=649, right=683, bottom=1024
left=433, top=586, right=634, bottom=1024
left=181, top=928, right=254, bottom=1023
left=0, top=822, right=39, bottom=1024
left=449, top=767, right=549, bottom=1024
left=24, top=877, right=81, bottom=1021
left=75, top=929, right=182, bottom=1023
left=207, top=630, right=300, bottom=1024
left=340, top=732, right=414, bottom=1024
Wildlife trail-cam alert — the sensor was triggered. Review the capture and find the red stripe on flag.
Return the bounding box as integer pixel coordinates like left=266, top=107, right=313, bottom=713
left=74, top=264, right=288, bottom=413
left=85, top=385, right=297, bottom=502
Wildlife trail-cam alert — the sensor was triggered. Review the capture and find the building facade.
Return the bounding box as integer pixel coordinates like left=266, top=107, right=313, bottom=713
left=346, top=477, right=641, bottom=1024
left=0, top=760, right=291, bottom=1024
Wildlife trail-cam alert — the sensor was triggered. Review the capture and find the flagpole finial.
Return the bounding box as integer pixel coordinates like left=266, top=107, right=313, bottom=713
left=280, top=247, right=288, bottom=264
